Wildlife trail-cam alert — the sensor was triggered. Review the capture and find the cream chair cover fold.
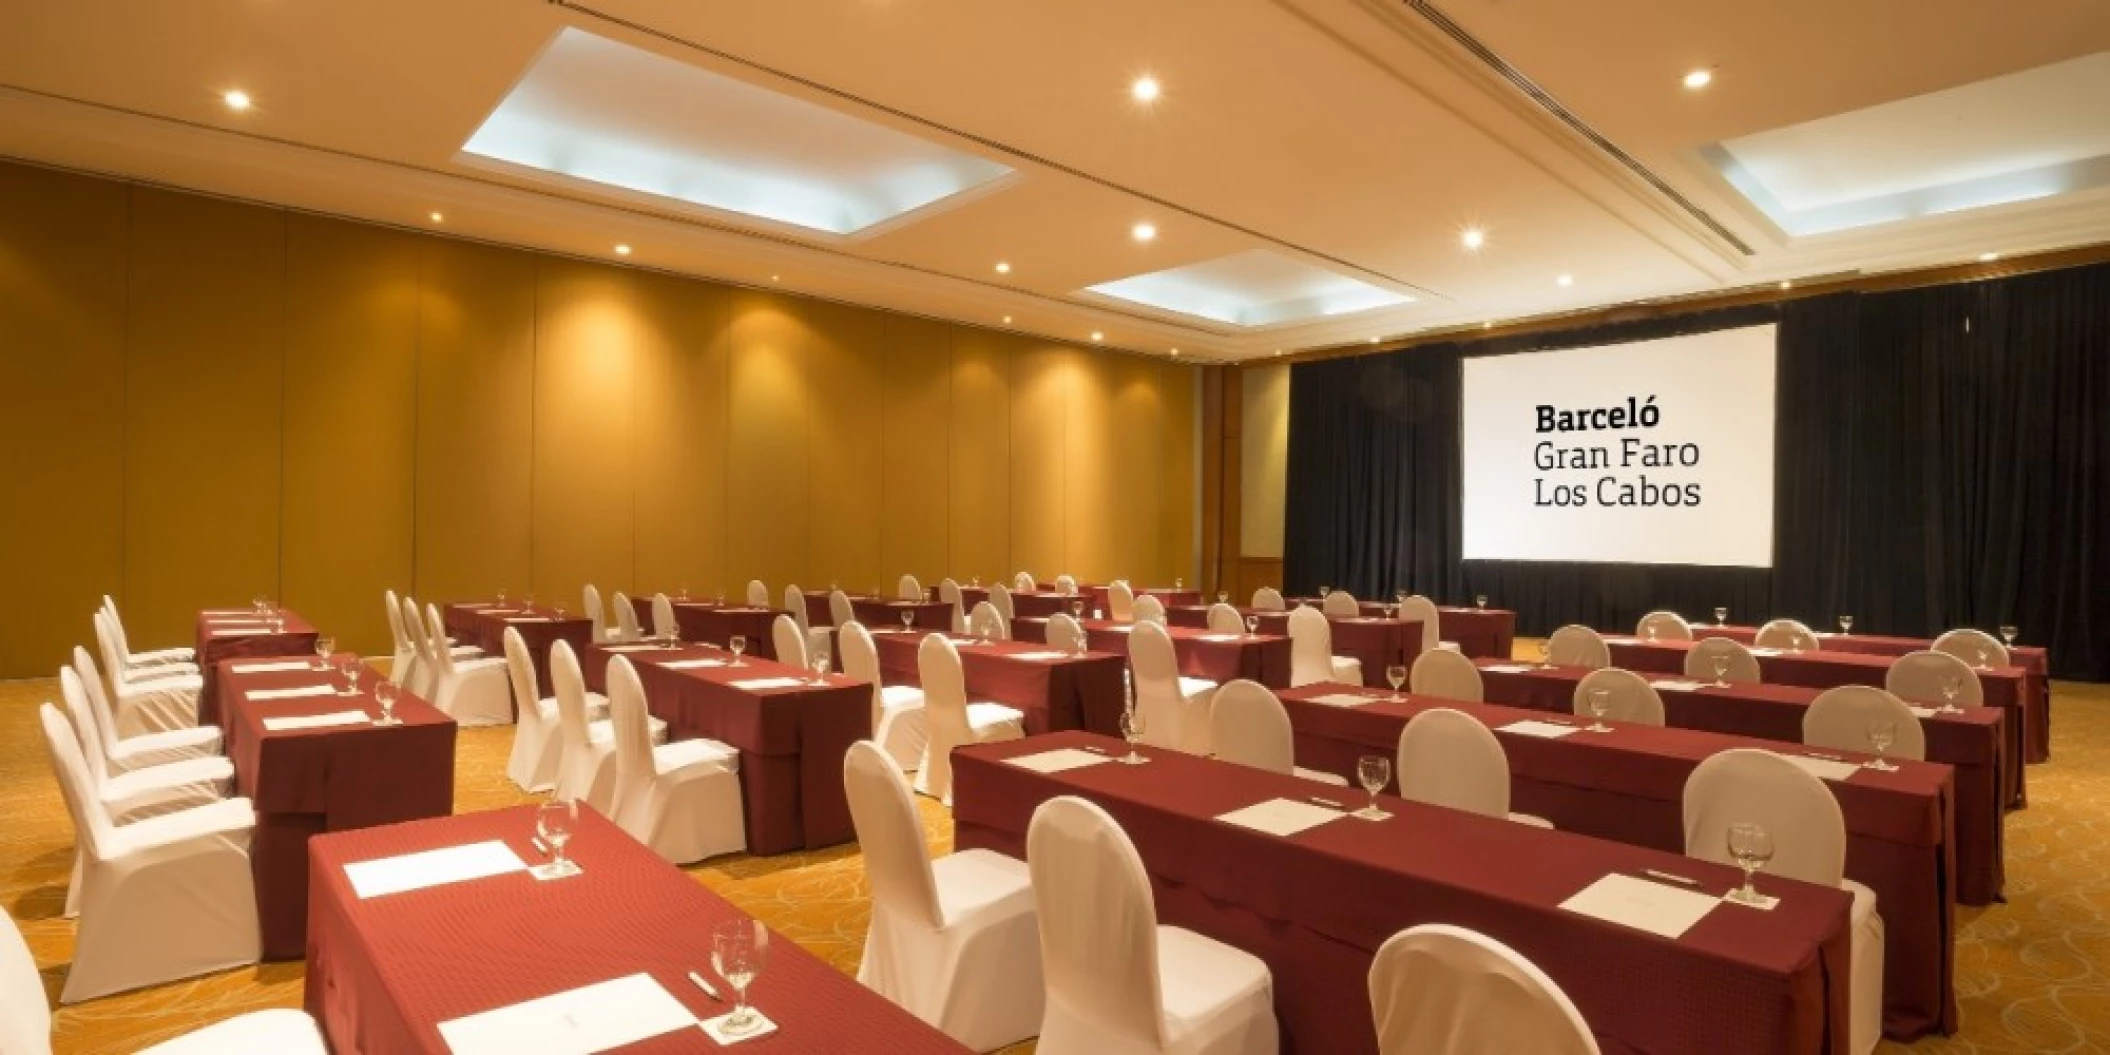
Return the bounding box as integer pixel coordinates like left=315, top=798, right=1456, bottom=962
left=772, top=614, right=810, bottom=670
left=1132, top=595, right=1167, bottom=626
left=39, top=705, right=260, bottom=1004
left=1931, top=629, right=2009, bottom=669
left=989, top=582, right=1016, bottom=622
left=1685, top=637, right=1762, bottom=683
left=422, top=604, right=512, bottom=727
left=549, top=641, right=618, bottom=809
left=913, top=635, right=1024, bottom=804
left=503, top=627, right=561, bottom=792
left=1026, top=796, right=1277, bottom=1055
left=1107, top=581, right=1137, bottom=623
left=582, top=584, right=613, bottom=643
left=968, top=601, right=1010, bottom=641
left=1754, top=618, right=1819, bottom=652
left=1683, top=749, right=1883, bottom=1055
left=745, top=580, right=771, bottom=607
left=831, top=589, right=859, bottom=629
left=1408, top=649, right=1483, bottom=703
left=1886, top=649, right=1982, bottom=706
left=1205, top=604, right=1245, bottom=634
left=847, top=741, right=1043, bottom=1050
left=1014, top=571, right=1037, bottom=593
left=604, top=657, right=746, bottom=864
left=1635, top=610, right=1693, bottom=641
left=93, top=612, right=201, bottom=736
left=1395, top=708, right=1551, bottom=828
left=1367, top=923, right=1599, bottom=1055
left=783, top=589, right=831, bottom=659
left=610, top=591, right=644, bottom=643
left=1805, top=686, right=1926, bottom=760
left=900, top=574, right=926, bottom=601
left=400, top=595, right=440, bottom=698
left=1131, top=621, right=1218, bottom=755
left=1286, top=606, right=1363, bottom=687
left=1055, top=574, right=1079, bottom=595
left=68, top=649, right=220, bottom=769
left=838, top=622, right=927, bottom=772
left=1320, top=591, right=1360, bottom=618
left=1208, top=680, right=1347, bottom=786
left=1399, top=594, right=1452, bottom=653
left=1251, top=588, right=1286, bottom=611
left=651, top=593, right=679, bottom=640
left=99, top=597, right=199, bottom=675
left=1572, top=668, right=1665, bottom=726
left=385, top=589, right=417, bottom=686
left=1045, top=614, right=1088, bottom=654
left=1545, top=625, right=1610, bottom=668
left=936, top=580, right=966, bottom=633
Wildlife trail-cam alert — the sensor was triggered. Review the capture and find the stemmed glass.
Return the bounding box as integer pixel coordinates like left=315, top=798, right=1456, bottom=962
left=523, top=593, right=537, bottom=613
left=338, top=655, right=363, bottom=698
left=1537, top=640, right=1552, bottom=669
left=1071, top=600, right=1085, bottom=621
left=729, top=635, right=748, bottom=667
left=1645, top=622, right=1659, bottom=642
left=1385, top=664, right=1407, bottom=702
left=1217, top=591, right=1229, bottom=605
left=901, top=610, right=916, bottom=631
left=1940, top=677, right=1963, bottom=712
left=496, top=588, right=509, bottom=608
left=1396, top=590, right=1409, bottom=606
left=268, top=608, right=287, bottom=634
left=1838, top=614, right=1854, bottom=635
left=1244, top=615, right=1260, bottom=639
left=252, top=594, right=268, bottom=616
left=660, top=626, right=682, bottom=650
left=1865, top=720, right=1898, bottom=771
left=1474, top=594, right=1488, bottom=609
left=1711, top=655, right=1731, bottom=687
left=1585, top=688, right=1612, bottom=732
left=1118, top=707, right=1148, bottom=765
left=1999, top=625, right=2019, bottom=649
left=372, top=681, right=400, bottom=725
left=1353, top=755, right=1391, bottom=820
left=1974, top=647, right=1992, bottom=670
left=712, top=919, right=770, bottom=1036
left=1713, top=606, right=1728, bottom=626
left=1726, top=822, right=1775, bottom=905
left=678, top=585, right=691, bottom=602
left=809, top=648, right=831, bottom=687
left=535, top=798, right=580, bottom=879
left=1318, top=585, right=1332, bottom=599
left=1174, top=577, right=1184, bottom=591
left=1383, top=603, right=1397, bottom=620
left=315, top=635, right=337, bottom=671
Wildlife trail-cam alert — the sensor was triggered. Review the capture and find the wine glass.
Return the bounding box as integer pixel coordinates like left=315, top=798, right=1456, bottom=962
left=1585, top=688, right=1612, bottom=732
left=1385, top=664, right=1407, bottom=701
left=1866, top=719, right=1897, bottom=771
left=315, top=635, right=336, bottom=670
left=1713, top=606, right=1728, bottom=626
left=678, top=585, right=691, bottom=602
left=1319, top=585, right=1332, bottom=599
left=551, top=603, right=567, bottom=621
left=1645, top=622, right=1659, bottom=642
left=1711, top=655, right=1730, bottom=687
left=338, top=655, right=363, bottom=698
left=1974, top=647, right=1991, bottom=670
left=1726, top=822, right=1775, bottom=905
left=1838, top=614, right=1854, bottom=635
left=523, top=593, right=537, bottom=612
left=1537, top=640, right=1552, bottom=669
left=1396, top=589, right=1409, bottom=606
left=269, top=611, right=287, bottom=634
left=970, top=576, right=981, bottom=590
left=1217, top=591, right=1229, bottom=605
left=252, top=594, right=268, bottom=616
left=1999, top=625, right=2019, bottom=649
left=729, top=635, right=748, bottom=667
left=712, top=919, right=770, bottom=1035
left=1354, top=755, right=1391, bottom=820
left=1244, top=614, right=1260, bottom=638
left=1940, top=676, right=1962, bottom=713
left=1071, top=600, right=1085, bottom=621
left=536, top=798, right=579, bottom=878
left=373, top=681, right=400, bottom=725
left=1383, top=603, right=1397, bottom=620
left=496, top=588, right=508, bottom=607
left=809, top=649, right=831, bottom=686
left=1474, top=594, right=1488, bottom=609
left=1174, top=577, right=1184, bottom=591
left=901, top=610, right=916, bottom=631
left=1118, top=707, right=1148, bottom=765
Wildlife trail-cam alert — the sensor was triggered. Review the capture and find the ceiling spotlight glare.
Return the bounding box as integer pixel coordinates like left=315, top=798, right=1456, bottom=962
left=1460, top=228, right=1485, bottom=250
left=1683, top=69, right=1713, bottom=90
left=1131, top=76, right=1161, bottom=102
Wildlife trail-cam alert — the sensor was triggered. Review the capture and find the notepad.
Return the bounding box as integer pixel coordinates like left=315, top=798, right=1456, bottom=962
left=730, top=677, right=805, bottom=691
left=1006, top=748, right=1114, bottom=773
left=1749, top=647, right=1786, bottom=657
left=205, top=619, right=268, bottom=627
left=506, top=616, right=554, bottom=623
left=1907, top=705, right=1938, bottom=719
left=1784, top=755, right=1862, bottom=782
left=1305, top=692, right=1375, bottom=708
left=1497, top=719, right=1581, bottom=739
left=1559, top=873, right=1719, bottom=939
left=1215, top=797, right=1344, bottom=837
left=248, top=684, right=336, bottom=701
left=437, top=973, right=699, bottom=1055
left=660, top=658, right=727, bottom=670
left=1650, top=679, right=1706, bottom=692
left=1196, top=634, right=1242, bottom=642
left=603, top=645, right=661, bottom=653
left=230, top=660, right=313, bottom=673
left=211, top=628, right=272, bottom=637
left=344, top=840, right=527, bottom=899
left=262, top=710, right=372, bottom=732
left=1481, top=663, right=1532, bottom=674
left=1007, top=651, right=1070, bottom=661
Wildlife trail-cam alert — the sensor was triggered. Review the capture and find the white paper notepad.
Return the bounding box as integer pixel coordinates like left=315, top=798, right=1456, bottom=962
left=231, top=660, right=314, bottom=674
left=604, top=645, right=661, bottom=653
left=1498, top=719, right=1580, bottom=739
left=211, top=629, right=269, bottom=637
left=436, top=973, right=698, bottom=1055
left=506, top=616, right=554, bottom=624
left=262, top=710, right=371, bottom=732
left=1785, top=755, right=1862, bottom=782
left=1749, top=647, right=1785, bottom=657
left=1908, top=705, right=1938, bottom=719
left=1305, top=693, right=1375, bottom=708
left=344, top=840, right=527, bottom=899
left=1481, top=663, right=1532, bottom=674
left=1216, top=798, right=1344, bottom=837
left=660, top=658, right=726, bottom=671
left=248, top=684, right=335, bottom=701
left=1006, top=748, right=1114, bottom=774
left=1651, top=679, right=1705, bottom=692
left=1560, top=873, right=1719, bottom=939
left=730, top=677, right=805, bottom=691
left=1196, top=634, right=1241, bottom=642
left=1008, top=650, right=1069, bottom=661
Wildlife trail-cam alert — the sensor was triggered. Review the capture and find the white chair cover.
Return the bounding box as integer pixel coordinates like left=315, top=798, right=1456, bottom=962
left=1399, top=594, right=1445, bottom=653
left=1408, top=649, right=1484, bottom=702
left=1886, top=649, right=1983, bottom=706
left=1635, top=610, right=1693, bottom=642
left=100, top=598, right=198, bottom=675
left=786, top=585, right=813, bottom=632
left=1251, top=588, right=1286, bottom=611
left=745, top=580, right=771, bottom=607
left=604, top=657, right=745, bottom=863
left=67, top=648, right=221, bottom=771
left=1027, top=796, right=1277, bottom=1055
left=92, top=613, right=201, bottom=736
left=401, top=595, right=438, bottom=697
left=651, top=593, right=679, bottom=640
left=913, top=635, right=1023, bottom=803
left=1805, top=686, right=1926, bottom=760
left=1572, top=668, right=1665, bottom=726
left=989, top=582, right=1016, bottom=622
left=900, top=574, right=926, bottom=601
left=1395, top=708, right=1544, bottom=825
left=1208, top=680, right=1348, bottom=786
left=1684, top=638, right=1762, bottom=683
left=830, top=589, right=858, bottom=628
left=838, top=622, right=928, bottom=772
left=846, top=741, right=1043, bottom=1050
left=583, top=584, right=610, bottom=642
left=1045, top=614, right=1088, bottom=654
left=610, top=591, right=644, bottom=643
left=968, top=601, right=1010, bottom=641
left=936, top=580, right=965, bottom=633
left=1286, top=606, right=1362, bottom=687
left=385, top=589, right=416, bottom=687
left=1931, top=629, right=2009, bottom=669
left=423, top=604, right=512, bottom=727
left=1108, top=581, right=1137, bottom=623
left=503, top=628, right=560, bottom=792
left=1131, top=621, right=1218, bottom=755
left=1055, top=574, right=1079, bottom=595
left=772, top=614, right=810, bottom=670
left=1753, top=618, right=1819, bottom=652
left=1545, top=625, right=1609, bottom=668
left=1206, top=604, right=1245, bottom=634
left=1368, top=924, right=1599, bottom=1055
left=1132, top=595, right=1167, bottom=625
left=549, top=641, right=616, bottom=808
left=1014, top=572, right=1037, bottom=593
left=1321, top=591, right=1360, bottom=618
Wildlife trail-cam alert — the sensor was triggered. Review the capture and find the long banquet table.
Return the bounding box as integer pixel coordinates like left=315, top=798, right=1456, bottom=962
left=579, top=643, right=864, bottom=854
left=866, top=628, right=1125, bottom=734
left=1161, top=607, right=1420, bottom=688
left=953, top=732, right=1855, bottom=1055
left=195, top=609, right=322, bottom=724
left=1272, top=597, right=1516, bottom=658
left=1012, top=616, right=1292, bottom=691
left=305, top=806, right=972, bottom=1054
left=960, top=586, right=1075, bottom=619
left=218, top=655, right=454, bottom=960
left=1277, top=681, right=1957, bottom=1039
left=441, top=602, right=590, bottom=695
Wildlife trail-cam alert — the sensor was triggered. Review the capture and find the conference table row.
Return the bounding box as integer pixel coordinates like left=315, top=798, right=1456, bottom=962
left=193, top=608, right=324, bottom=723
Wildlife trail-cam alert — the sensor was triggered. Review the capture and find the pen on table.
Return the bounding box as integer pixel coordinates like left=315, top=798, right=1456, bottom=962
left=1643, top=869, right=1699, bottom=886
left=1310, top=796, right=1347, bottom=810
left=1081, top=744, right=1111, bottom=755
left=688, top=970, right=724, bottom=1001
left=1805, top=751, right=1847, bottom=761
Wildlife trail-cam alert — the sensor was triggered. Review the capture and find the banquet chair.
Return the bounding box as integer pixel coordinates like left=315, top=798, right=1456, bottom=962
left=39, top=704, right=260, bottom=1004
left=937, top=579, right=967, bottom=633
left=1209, top=680, right=1347, bottom=786
left=1206, top=603, right=1245, bottom=634
left=604, top=657, right=746, bottom=864
left=1, top=909, right=325, bottom=1055
left=1398, top=594, right=1456, bottom=653
left=1055, top=574, right=1079, bottom=595
left=1685, top=637, right=1762, bottom=684
left=389, top=592, right=482, bottom=689
left=968, top=601, right=1010, bottom=641
left=846, top=741, right=1043, bottom=1050
left=1545, top=625, right=1610, bottom=668
left=1321, top=591, right=1361, bottom=618
left=548, top=641, right=628, bottom=808
left=1805, top=686, right=1926, bottom=761
left=773, top=614, right=810, bottom=669
left=1572, top=668, right=1665, bottom=726
left=1931, top=628, right=2010, bottom=669
left=1131, top=621, right=1218, bottom=755
left=1132, top=594, right=1167, bottom=625
left=900, top=574, right=926, bottom=601
left=582, top=584, right=615, bottom=643
left=92, top=612, right=202, bottom=736
left=385, top=589, right=418, bottom=686
left=1107, top=581, right=1137, bottom=623
left=651, top=593, right=679, bottom=640
left=914, top=635, right=1024, bottom=804
left=839, top=622, right=927, bottom=772
left=1251, top=587, right=1286, bottom=611
left=830, top=588, right=859, bottom=629
left=1635, top=610, right=1694, bottom=642
left=500, top=627, right=652, bottom=791
left=1408, top=648, right=1484, bottom=702
left=785, top=586, right=831, bottom=657
left=1395, top=708, right=1551, bottom=827
left=1015, top=571, right=1037, bottom=593
left=1684, top=750, right=1883, bottom=1055
left=1367, top=924, right=1598, bottom=1055
left=1753, top=618, right=1820, bottom=652
left=420, top=604, right=513, bottom=726
left=1045, top=613, right=1087, bottom=653
left=68, top=648, right=221, bottom=770
left=610, top=591, right=645, bottom=643
left=1886, top=650, right=1982, bottom=707
left=98, top=597, right=199, bottom=675
left=990, top=582, right=1017, bottom=622
left=744, top=579, right=770, bottom=607
left=1287, top=606, right=1363, bottom=687
left=1026, top=796, right=1277, bottom=1055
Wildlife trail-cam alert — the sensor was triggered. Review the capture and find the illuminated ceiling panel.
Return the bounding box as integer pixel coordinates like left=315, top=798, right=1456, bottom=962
left=1083, top=249, right=1415, bottom=327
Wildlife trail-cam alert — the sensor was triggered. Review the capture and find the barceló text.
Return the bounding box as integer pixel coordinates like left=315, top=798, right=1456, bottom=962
left=1536, top=395, right=1659, bottom=433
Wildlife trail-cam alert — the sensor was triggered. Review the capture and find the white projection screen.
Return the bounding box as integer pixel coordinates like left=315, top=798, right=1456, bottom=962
left=1460, top=325, right=1778, bottom=567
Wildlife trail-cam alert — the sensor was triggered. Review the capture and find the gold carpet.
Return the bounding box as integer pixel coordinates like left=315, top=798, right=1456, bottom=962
left=3, top=659, right=2106, bottom=1053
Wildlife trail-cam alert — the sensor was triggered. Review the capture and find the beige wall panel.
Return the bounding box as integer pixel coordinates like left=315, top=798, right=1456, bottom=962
left=1105, top=353, right=1167, bottom=584
left=726, top=291, right=810, bottom=597
left=0, top=165, right=127, bottom=676
left=879, top=316, right=953, bottom=587
left=1240, top=363, right=1290, bottom=559
left=1012, top=342, right=1073, bottom=582
left=1159, top=363, right=1200, bottom=585
left=414, top=238, right=536, bottom=606
left=280, top=215, right=419, bottom=656
left=532, top=260, right=640, bottom=610
left=803, top=300, right=886, bottom=591
left=948, top=328, right=1012, bottom=584
left=121, top=187, right=285, bottom=648
left=631, top=270, right=729, bottom=600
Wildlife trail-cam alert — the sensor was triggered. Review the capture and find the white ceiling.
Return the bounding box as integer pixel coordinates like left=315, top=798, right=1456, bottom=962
left=1, top=0, right=2107, bottom=362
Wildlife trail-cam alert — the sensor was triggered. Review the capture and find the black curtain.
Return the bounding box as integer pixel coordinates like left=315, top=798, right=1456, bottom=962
left=1284, top=262, right=2110, bottom=681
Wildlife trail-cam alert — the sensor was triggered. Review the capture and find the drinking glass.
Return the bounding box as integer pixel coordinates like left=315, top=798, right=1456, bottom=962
left=1713, top=606, right=1728, bottom=626
left=252, top=594, right=267, bottom=616
left=536, top=798, right=579, bottom=878
left=1354, top=755, right=1391, bottom=820
left=660, top=626, right=681, bottom=649
left=1866, top=719, right=1897, bottom=771
left=810, top=651, right=831, bottom=686
left=1174, top=577, right=1184, bottom=591
left=1396, top=590, right=1409, bottom=606
left=1385, top=664, right=1407, bottom=701
left=1645, top=623, right=1659, bottom=642
left=373, top=681, right=400, bottom=725
left=1071, top=600, right=1085, bottom=620
left=1726, top=822, right=1775, bottom=905
left=269, top=611, right=287, bottom=634
left=496, top=588, right=508, bottom=607
left=1118, top=708, right=1148, bottom=765
left=338, top=655, right=363, bottom=698
left=1474, top=594, right=1488, bottom=609
left=523, top=593, right=537, bottom=611
left=1838, top=614, right=1854, bottom=634
left=1941, top=676, right=1962, bottom=712
left=715, top=591, right=726, bottom=606
left=729, top=635, right=748, bottom=667
left=1711, top=655, right=1730, bottom=687
left=1999, top=625, right=2019, bottom=648
left=1975, top=648, right=1991, bottom=669
left=901, top=610, right=916, bottom=631
left=1383, top=604, right=1397, bottom=620
left=712, top=919, right=770, bottom=1035
left=551, top=604, right=566, bottom=621
left=1244, top=615, right=1260, bottom=638
left=1318, top=585, right=1332, bottom=599
left=971, top=576, right=981, bottom=589
left=1217, top=591, right=1229, bottom=605
left=678, top=585, right=691, bottom=601
left=1537, top=641, right=1552, bottom=669
left=315, top=636, right=336, bottom=670
left=1586, top=688, right=1612, bottom=732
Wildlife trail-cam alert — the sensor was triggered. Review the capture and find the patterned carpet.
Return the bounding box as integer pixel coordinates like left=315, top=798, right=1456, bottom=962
left=2, top=657, right=2106, bottom=1053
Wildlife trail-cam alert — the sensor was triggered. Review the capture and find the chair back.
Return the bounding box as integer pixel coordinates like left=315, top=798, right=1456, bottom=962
left=1286, top=606, right=1339, bottom=687
left=968, top=601, right=1009, bottom=641
left=830, top=589, right=857, bottom=628
left=1045, top=614, right=1087, bottom=653
left=898, top=574, right=925, bottom=601
left=62, top=656, right=125, bottom=765
left=772, top=614, right=808, bottom=669
left=1014, top=571, right=1037, bottom=593
left=1368, top=924, right=1600, bottom=1055
left=1931, top=629, right=2009, bottom=669
left=843, top=740, right=944, bottom=929
left=785, top=586, right=812, bottom=633
left=582, top=584, right=607, bottom=640
left=1131, top=594, right=1166, bottom=625
left=1683, top=748, right=1845, bottom=888
left=423, top=605, right=458, bottom=675
left=502, top=628, right=541, bottom=730
left=401, top=595, right=433, bottom=666
left=1805, top=686, right=1926, bottom=760
left=548, top=641, right=595, bottom=754
left=1209, top=680, right=1293, bottom=775
left=38, top=702, right=110, bottom=861
left=604, top=657, right=656, bottom=821
left=385, top=589, right=410, bottom=651
left=1572, top=668, right=1665, bottom=726
left=1026, top=796, right=1166, bottom=1047
left=1321, top=591, right=1361, bottom=618
left=917, top=635, right=971, bottom=799
left=1128, top=621, right=1190, bottom=751
left=0, top=902, right=54, bottom=1055
left=651, top=594, right=678, bottom=639
left=100, top=602, right=139, bottom=662
left=988, top=582, right=1015, bottom=621
left=1684, top=638, right=1761, bottom=683
left=1252, top=587, right=1286, bottom=611
left=745, top=580, right=770, bottom=607
left=1399, top=594, right=1441, bottom=652
left=58, top=670, right=116, bottom=792
left=836, top=622, right=889, bottom=734
left=1106, top=581, right=1136, bottom=623
left=611, top=592, right=643, bottom=642
left=1753, top=619, right=1819, bottom=652
left=1635, top=610, right=1692, bottom=642
left=1546, top=625, right=1609, bottom=668
left=90, top=612, right=129, bottom=691
left=1886, top=650, right=1983, bottom=707
left=1409, top=649, right=1484, bottom=702
left=1396, top=708, right=1512, bottom=818
left=1055, top=574, right=1079, bottom=595
left=1206, top=603, right=1245, bottom=634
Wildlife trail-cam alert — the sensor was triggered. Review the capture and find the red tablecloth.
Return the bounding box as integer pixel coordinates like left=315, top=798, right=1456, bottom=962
left=954, top=732, right=1854, bottom=1055
left=304, top=806, right=972, bottom=1054
left=866, top=629, right=1127, bottom=734
left=851, top=597, right=954, bottom=634
left=195, top=610, right=321, bottom=725
left=671, top=605, right=791, bottom=659
left=218, top=656, right=454, bottom=960
left=1013, top=617, right=1292, bottom=689
left=960, top=587, right=1076, bottom=619
left=1085, top=585, right=1202, bottom=614
left=1280, top=681, right=1956, bottom=1040
left=442, top=603, right=590, bottom=697
left=1438, top=606, right=1517, bottom=659
left=580, top=644, right=864, bottom=854
left=1161, top=608, right=1419, bottom=689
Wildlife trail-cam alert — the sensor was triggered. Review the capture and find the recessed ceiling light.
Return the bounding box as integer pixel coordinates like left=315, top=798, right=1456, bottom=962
left=614, top=244, right=632, bottom=256
left=1091, top=331, right=1104, bottom=342
left=995, top=261, right=1011, bottom=274
left=222, top=89, right=252, bottom=111
left=1778, top=279, right=1792, bottom=290
left=428, top=211, right=444, bottom=223
left=771, top=274, right=781, bottom=282
left=1003, top=315, right=1013, bottom=324
left=1482, top=321, right=1493, bottom=330
left=1273, top=350, right=1284, bottom=357
left=1556, top=273, right=1574, bottom=287
left=1368, top=337, right=1380, bottom=344
left=1169, top=348, right=1180, bottom=357
left=1979, top=252, right=2000, bottom=262
left=1460, top=228, right=1486, bottom=250
left=1131, top=76, right=1161, bottom=102
left=1131, top=222, right=1157, bottom=243
left=1683, top=69, right=1713, bottom=90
